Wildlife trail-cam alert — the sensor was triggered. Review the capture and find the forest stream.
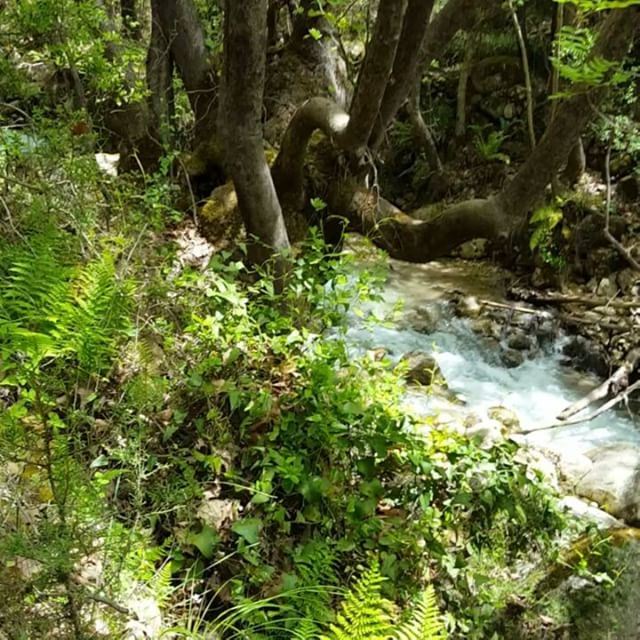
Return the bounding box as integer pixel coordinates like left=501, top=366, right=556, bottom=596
left=345, top=256, right=640, bottom=502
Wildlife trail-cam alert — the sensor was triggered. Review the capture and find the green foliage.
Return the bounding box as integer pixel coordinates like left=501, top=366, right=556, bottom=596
left=471, top=125, right=511, bottom=164
left=556, top=0, right=640, bottom=10
left=529, top=205, right=566, bottom=269
left=323, top=562, right=394, bottom=639
left=0, top=241, right=131, bottom=376
left=396, top=587, right=447, bottom=640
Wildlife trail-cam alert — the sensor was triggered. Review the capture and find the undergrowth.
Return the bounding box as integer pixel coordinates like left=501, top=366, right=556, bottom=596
left=0, top=113, right=569, bottom=639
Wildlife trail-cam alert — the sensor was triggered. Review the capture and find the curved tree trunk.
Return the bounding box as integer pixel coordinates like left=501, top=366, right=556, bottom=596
left=219, top=0, right=290, bottom=269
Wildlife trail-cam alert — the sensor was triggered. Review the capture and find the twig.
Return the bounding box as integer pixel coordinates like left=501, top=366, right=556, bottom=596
left=557, top=348, right=640, bottom=420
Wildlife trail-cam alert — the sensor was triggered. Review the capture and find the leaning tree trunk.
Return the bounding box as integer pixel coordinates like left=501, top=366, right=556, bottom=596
left=342, top=0, right=407, bottom=151
left=219, top=0, right=290, bottom=269
left=154, top=0, right=218, bottom=141
left=368, top=0, right=436, bottom=151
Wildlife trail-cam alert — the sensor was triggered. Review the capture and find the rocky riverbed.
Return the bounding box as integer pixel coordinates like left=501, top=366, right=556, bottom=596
left=345, top=255, right=640, bottom=529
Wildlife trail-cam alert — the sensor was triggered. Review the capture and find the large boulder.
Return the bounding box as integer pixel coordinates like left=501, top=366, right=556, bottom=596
left=575, top=444, right=640, bottom=523
left=399, top=351, right=447, bottom=387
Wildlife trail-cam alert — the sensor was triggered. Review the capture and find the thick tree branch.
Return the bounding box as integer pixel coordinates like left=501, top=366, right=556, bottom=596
left=343, top=0, right=407, bottom=150
left=498, top=7, right=640, bottom=219
left=155, top=0, right=218, bottom=139
left=369, top=0, right=436, bottom=150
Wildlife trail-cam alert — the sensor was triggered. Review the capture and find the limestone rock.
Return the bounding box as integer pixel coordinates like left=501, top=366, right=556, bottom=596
left=555, top=450, right=593, bottom=492
left=404, top=306, right=439, bottom=334
left=575, top=444, right=640, bottom=523
left=596, top=277, right=617, bottom=298
left=559, top=496, right=624, bottom=530
left=458, top=295, right=482, bottom=318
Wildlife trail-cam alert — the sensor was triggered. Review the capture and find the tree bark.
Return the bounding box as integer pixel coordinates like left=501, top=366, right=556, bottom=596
left=219, top=0, right=290, bottom=268
left=343, top=0, right=407, bottom=151
left=147, top=0, right=174, bottom=147
left=155, top=0, right=218, bottom=140
left=369, top=0, right=436, bottom=151
left=266, top=4, right=639, bottom=265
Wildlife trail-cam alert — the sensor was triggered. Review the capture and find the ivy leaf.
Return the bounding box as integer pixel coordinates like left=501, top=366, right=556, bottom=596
left=187, top=525, right=219, bottom=559
left=307, top=28, right=323, bottom=41
left=231, top=517, right=262, bottom=544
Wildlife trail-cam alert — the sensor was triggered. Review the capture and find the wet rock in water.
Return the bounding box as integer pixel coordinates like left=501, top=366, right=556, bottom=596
left=458, top=239, right=489, bottom=260
left=488, top=405, right=521, bottom=432
left=471, top=317, right=503, bottom=341
left=507, top=331, right=533, bottom=351
left=457, top=295, right=482, bottom=318
left=562, top=336, right=609, bottom=377
left=400, top=351, right=447, bottom=387
left=596, top=277, right=618, bottom=298
left=575, top=444, right=640, bottom=523
left=501, top=348, right=524, bottom=368
left=404, top=306, right=440, bottom=334
left=466, top=419, right=504, bottom=448
left=535, top=319, right=556, bottom=344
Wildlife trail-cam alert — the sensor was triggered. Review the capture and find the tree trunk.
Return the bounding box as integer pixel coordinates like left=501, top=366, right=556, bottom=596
left=369, top=0, right=436, bottom=150
left=155, top=0, right=218, bottom=140
left=498, top=6, right=640, bottom=219
left=342, top=0, right=407, bottom=151
left=147, top=0, right=174, bottom=147
left=219, top=0, right=290, bottom=268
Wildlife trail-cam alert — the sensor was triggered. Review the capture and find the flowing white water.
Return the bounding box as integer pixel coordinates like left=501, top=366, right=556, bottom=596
left=345, top=258, right=640, bottom=456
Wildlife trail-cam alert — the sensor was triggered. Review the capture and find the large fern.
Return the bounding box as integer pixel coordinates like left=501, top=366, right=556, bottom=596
left=0, top=239, right=131, bottom=377
left=322, top=562, right=394, bottom=640
left=395, top=587, right=447, bottom=640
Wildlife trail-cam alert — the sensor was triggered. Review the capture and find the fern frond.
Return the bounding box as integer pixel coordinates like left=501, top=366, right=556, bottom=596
left=323, top=562, right=394, bottom=640
left=394, top=587, right=447, bottom=640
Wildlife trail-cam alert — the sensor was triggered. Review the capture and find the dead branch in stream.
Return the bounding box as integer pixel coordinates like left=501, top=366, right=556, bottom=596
left=478, top=299, right=629, bottom=332
left=522, top=379, right=640, bottom=433
left=510, top=289, right=640, bottom=310
left=556, top=348, right=640, bottom=421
